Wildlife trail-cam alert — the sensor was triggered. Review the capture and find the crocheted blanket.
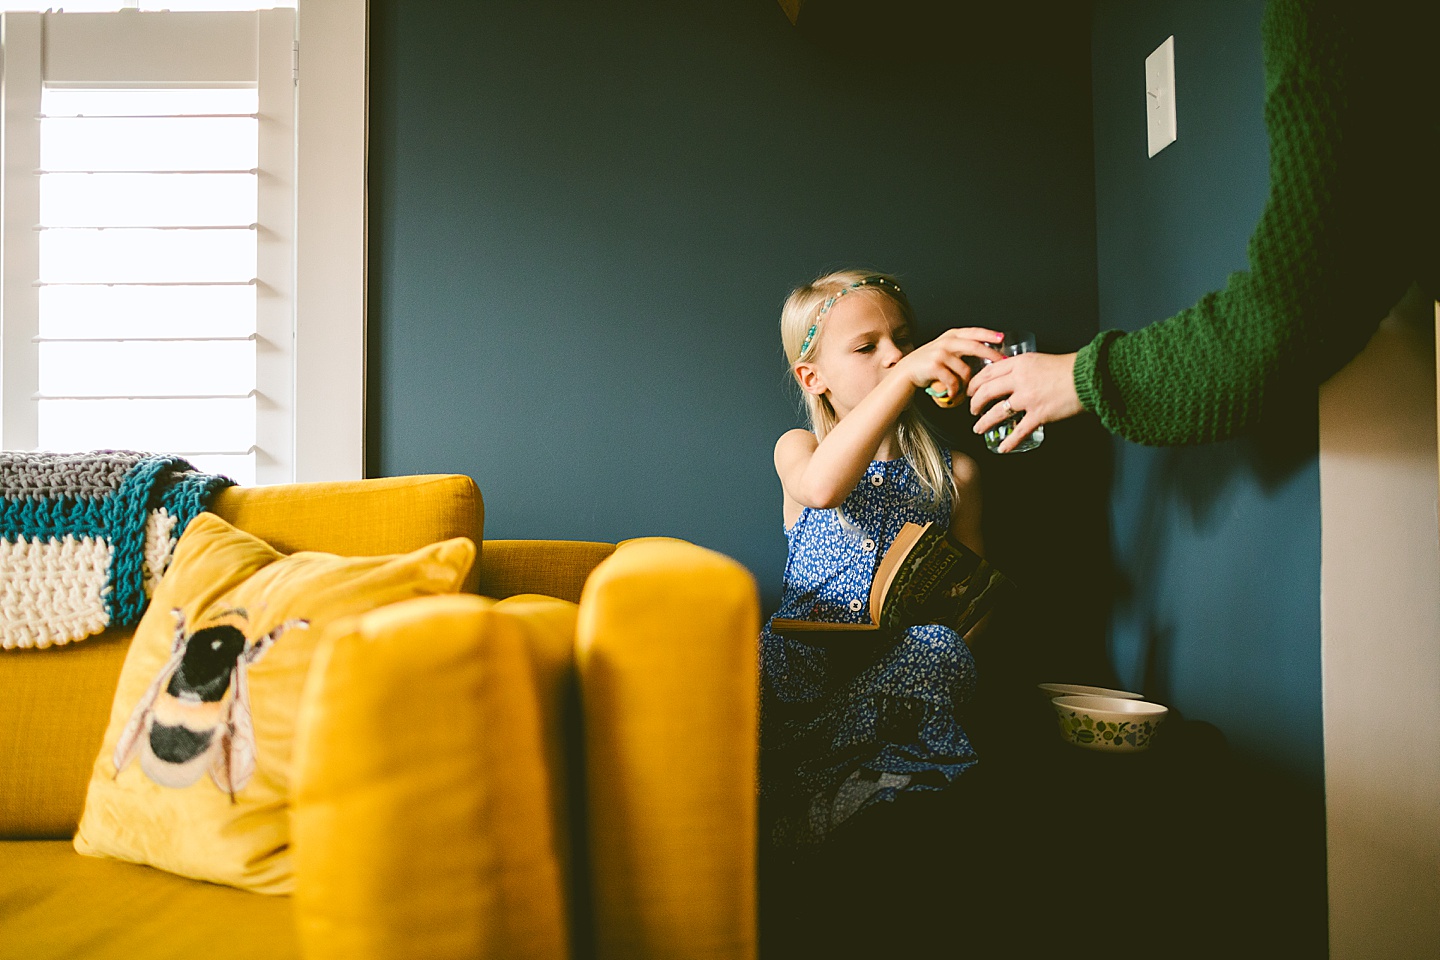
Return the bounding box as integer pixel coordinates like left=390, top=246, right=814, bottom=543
left=1, top=451, right=234, bottom=650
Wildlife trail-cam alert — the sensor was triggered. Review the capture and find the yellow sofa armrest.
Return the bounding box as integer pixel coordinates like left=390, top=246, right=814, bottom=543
left=291, top=593, right=573, bottom=960
left=576, top=540, right=760, bottom=960
left=478, top=540, right=616, bottom=603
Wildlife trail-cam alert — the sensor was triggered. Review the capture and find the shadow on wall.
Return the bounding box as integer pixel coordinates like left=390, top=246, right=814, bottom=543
left=1100, top=402, right=1329, bottom=960
left=1115, top=396, right=1318, bottom=706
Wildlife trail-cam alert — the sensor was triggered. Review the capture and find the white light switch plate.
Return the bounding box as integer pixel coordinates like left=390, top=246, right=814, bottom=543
left=1145, top=35, right=1176, bottom=157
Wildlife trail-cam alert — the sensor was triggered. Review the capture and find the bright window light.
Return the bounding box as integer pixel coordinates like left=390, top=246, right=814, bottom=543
left=43, top=173, right=257, bottom=227
left=39, top=285, right=257, bottom=340
left=39, top=341, right=256, bottom=397
left=39, top=397, right=256, bottom=452
left=37, top=86, right=261, bottom=484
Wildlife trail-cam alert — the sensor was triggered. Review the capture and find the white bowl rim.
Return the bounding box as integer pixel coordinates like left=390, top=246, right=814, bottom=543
left=1037, top=682, right=1144, bottom=700
left=1052, top=694, right=1168, bottom=717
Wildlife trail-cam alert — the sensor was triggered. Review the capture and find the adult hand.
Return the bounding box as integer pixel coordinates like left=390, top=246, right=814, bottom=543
left=967, top=351, right=1084, bottom=453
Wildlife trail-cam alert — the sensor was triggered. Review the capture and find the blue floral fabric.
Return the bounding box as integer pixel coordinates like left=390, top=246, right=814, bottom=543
left=760, top=455, right=979, bottom=849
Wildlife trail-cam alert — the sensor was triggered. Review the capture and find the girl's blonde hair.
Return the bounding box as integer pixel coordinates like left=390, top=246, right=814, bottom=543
left=780, top=268, right=956, bottom=508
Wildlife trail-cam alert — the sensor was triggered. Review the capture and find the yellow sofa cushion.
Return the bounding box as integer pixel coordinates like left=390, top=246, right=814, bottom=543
left=291, top=593, right=577, bottom=960
left=211, top=474, right=484, bottom=594
left=0, top=627, right=131, bottom=839
left=73, top=513, right=475, bottom=893
left=0, top=839, right=298, bottom=960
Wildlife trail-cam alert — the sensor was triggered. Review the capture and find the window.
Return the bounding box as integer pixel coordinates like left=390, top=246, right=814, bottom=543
left=37, top=84, right=274, bottom=484
left=0, top=1, right=365, bottom=484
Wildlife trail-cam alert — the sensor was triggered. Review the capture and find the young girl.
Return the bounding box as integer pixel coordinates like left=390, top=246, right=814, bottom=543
left=760, top=270, right=1008, bottom=950
left=762, top=267, right=1003, bottom=843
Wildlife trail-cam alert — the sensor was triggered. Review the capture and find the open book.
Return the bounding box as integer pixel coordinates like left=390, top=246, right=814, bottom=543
left=770, top=520, right=1014, bottom=642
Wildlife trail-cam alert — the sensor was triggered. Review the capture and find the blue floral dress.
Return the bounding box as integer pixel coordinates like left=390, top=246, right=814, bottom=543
left=761, top=455, right=979, bottom=850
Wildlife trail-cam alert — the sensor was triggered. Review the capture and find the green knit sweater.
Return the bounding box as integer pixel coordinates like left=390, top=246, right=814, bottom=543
left=1073, top=0, right=1439, bottom=446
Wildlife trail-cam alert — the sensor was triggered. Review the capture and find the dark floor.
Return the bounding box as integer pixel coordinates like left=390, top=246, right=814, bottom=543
left=759, top=695, right=1326, bottom=960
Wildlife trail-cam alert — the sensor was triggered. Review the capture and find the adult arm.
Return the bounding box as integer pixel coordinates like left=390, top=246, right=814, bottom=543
left=971, top=0, right=1426, bottom=449
left=1070, top=0, right=1417, bottom=446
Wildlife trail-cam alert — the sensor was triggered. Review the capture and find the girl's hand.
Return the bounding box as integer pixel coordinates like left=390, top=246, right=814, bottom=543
left=968, top=351, right=1084, bottom=452
left=898, top=328, right=1007, bottom=404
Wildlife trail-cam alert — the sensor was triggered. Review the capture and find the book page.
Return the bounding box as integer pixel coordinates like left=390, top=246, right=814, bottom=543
left=869, top=520, right=929, bottom=622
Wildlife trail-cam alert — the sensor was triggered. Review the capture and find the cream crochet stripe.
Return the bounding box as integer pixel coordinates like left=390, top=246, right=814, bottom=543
left=0, top=508, right=179, bottom=650
left=0, top=534, right=110, bottom=650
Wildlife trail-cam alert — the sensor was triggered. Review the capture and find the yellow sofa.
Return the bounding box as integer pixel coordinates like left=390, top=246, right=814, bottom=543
left=0, top=474, right=760, bottom=960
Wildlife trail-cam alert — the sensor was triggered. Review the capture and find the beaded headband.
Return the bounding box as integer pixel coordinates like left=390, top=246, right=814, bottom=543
left=797, top=275, right=902, bottom=356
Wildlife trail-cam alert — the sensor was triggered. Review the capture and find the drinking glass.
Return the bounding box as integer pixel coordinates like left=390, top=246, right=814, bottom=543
left=983, top=331, right=1044, bottom=454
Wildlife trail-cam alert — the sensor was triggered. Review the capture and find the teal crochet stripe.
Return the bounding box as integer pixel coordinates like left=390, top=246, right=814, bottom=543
left=0, top=494, right=109, bottom=542
left=104, top=456, right=235, bottom=627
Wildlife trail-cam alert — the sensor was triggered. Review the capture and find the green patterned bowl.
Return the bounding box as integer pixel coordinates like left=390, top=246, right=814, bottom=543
left=1037, top=682, right=1144, bottom=703
left=1051, top=695, right=1168, bottom=752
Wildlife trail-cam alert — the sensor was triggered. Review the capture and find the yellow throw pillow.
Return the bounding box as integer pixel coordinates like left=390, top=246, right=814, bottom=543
left=73, top=512, right=475, bottom=894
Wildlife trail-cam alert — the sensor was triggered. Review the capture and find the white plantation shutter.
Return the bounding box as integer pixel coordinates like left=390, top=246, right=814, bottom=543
left=1, top=11, right=296, bottom=485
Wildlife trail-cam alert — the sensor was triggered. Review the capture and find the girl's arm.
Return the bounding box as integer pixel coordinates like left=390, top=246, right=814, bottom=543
left=948, top=450, right=991, bottom=643
left=777, top=429, right=817, bottom=529
left=778, top=329, right=1003, bottom=512
left=947, top=451, right=983, bottom=557
left=775, top=370, right=913, bottom=511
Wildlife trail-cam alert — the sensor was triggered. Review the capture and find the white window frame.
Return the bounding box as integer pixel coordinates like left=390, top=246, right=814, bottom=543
left=294, top=0, right=365, bottom=482
left=0, top=0, right=365, bottom=483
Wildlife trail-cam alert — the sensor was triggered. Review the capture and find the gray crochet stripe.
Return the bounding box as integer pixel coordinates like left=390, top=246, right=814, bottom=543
left=0, top=450, right=148, bottom=499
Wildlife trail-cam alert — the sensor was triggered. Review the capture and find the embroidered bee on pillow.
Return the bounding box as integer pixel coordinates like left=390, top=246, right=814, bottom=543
left=113, top=608, right=307, bottom=801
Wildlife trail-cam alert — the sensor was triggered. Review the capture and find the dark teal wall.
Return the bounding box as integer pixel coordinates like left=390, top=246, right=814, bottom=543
left=367, top=0, right=1327, bottom=948
left=366, top=0, right=1103, bottom=627
left=1091, top=1, right=1326, bottom=951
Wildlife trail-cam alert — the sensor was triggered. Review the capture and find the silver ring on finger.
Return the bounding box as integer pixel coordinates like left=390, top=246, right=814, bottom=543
left=1002, top=398, right=1013, bottom=415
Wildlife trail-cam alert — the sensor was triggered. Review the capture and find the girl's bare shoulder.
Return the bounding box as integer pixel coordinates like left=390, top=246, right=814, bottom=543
left=774, top=428, right=817, bottom=463
left=949, top=449, right=980, bottom=489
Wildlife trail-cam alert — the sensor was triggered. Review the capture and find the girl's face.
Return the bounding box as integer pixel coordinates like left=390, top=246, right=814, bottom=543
left=802, top=292, right=914, bottom=418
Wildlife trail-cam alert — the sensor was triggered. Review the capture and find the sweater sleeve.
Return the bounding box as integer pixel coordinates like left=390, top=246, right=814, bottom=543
left=1074, top=0, right=1421, bottom=447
